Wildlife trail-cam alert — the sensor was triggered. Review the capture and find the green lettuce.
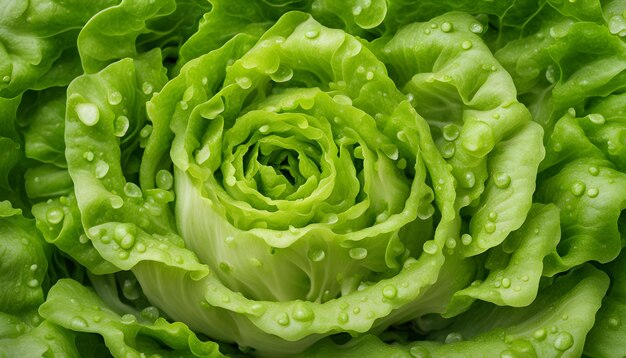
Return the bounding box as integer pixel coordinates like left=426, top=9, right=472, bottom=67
left=0, top=0, right=624, bottom=357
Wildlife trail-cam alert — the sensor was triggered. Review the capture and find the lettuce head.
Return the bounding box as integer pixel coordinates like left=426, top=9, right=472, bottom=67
left=1, top=1, right=625, bottom=357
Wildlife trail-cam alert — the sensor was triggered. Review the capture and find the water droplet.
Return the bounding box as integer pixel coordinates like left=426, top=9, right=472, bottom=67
left=110, top=196, right=124, bottom=209
left=461, top=234, right=473, bottom=245
left=588, top=113, right=605, bottom=125
left=121, top=314, right=137, bottom=325
left=118, top=250, right=129, bottom=259
left=277, top=313, right=290, bottom=326
left=111, top=116, right=130, bottom=138
left=156, top=170, right=174, bottom=190
left=30, top=264, right=38, bottom=272
left=461, top=40, right=472, bottom=50
left=484, top=222, right=496, bottom=233
left=333, top=95, right=352, bottom=106
left=382, top=285, right=398, bottom=299
left=108, top=91, right=123, bottom=105
left=124, top=182, right=142, bottom=198
left=259, top=124, right=270, bottom=133
left=553, top=332, right=574, bottom=351
left=521, top=275, right=529, bottom=282
left=136, top=242, right=146, bottom=253
left=120, top=234, right=135, bottom=250
left=352, top=5, right=362, bottom=15
left=382, top=145, right=399, bottom=160
left=366, top=71, right=374, bottom=80
left=570, top=181, right=586, bottom=196
left=422, top=241, right=438, bottom=255
left=352, top=307, right=361, bottom=314
left=270, top=64, right=293, bottom=83
left=470, top=23, right=484, bottom=33
left=608, top=316, right=621, bottom=328
left=46, top=207, right=64, bottom=225
left=182, top=87, right=195, bottom=103
left=441, top=142, right=456, bottom=158
left=533, top=328, right=547, bottom=340
left=462, top=121, right=494, bottom=156
left=27, top=279, right=39, bottom=288
left=443, top=124, right=460, bottom=141
left=307, top=248, right=326, bottom=262
left=444, top=332, right=463, bottom=343
left=94, top=160, right=110, bottom=179
left=305, top=29, right=319, bottom=39
left=75, top=103, right=100, bottom=126
left=2, top=75, right=10, bottom=82
left=349, top=247, right=368, bottom=260
left=249, top=258, right=262, bottom=267
left=140, top=125, right=153, bottom=140
left=587, top=188, right=599, bottom=198
left=376, top=212, right=389, bottom=223
left=460, top=171, right=476, bottom=189
left=445, top=237, right=457, bottom=249
left=588, top=166, right=599, bottom=176
left=292, top=303, right=314, bottom=321
left=142, top=82, right=153, bottom=95
left=70, top=317, right=88, bottom=330
left=440, top=22, right=453, bottom=32
left=140, top=306, right=160, bottom=322
left=338, top=312, right=349, bottom=324
left=219, top=262, right=232, bottom=273
left=545, top=65, right=558, bottom=84
left=225, top=176, right=236, bottom=186
left=501, top=278, right=511, bottom=288
left=493, top=172, right=511, bottom=189
left=83, top=151, right=95, bottom=162
left=409, top=346, right=430, bottom=358
left=424, top=28, right=431, bottom=35
left=488, top=211, right=498, bottom=221
left=236, top=77, right=252, bottom=89
left=325, top=213, right=339, bottom=224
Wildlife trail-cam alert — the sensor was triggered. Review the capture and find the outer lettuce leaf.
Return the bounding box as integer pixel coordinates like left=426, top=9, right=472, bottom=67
left=0, top=318, right=80, bottom=358
left=585, top=251, right=626, bottom=357
left=32, top=194, right=118, bottom=275
left=371, top=12, right=543, bottom=256
left=305, top=265, right=609, bottom=358
left=0, top=0, right=119, bottom=97
left=178, top=0, right=310, bottom=65
left=0, top=96, right=29, bottom=208
left=495, top=16, right=626, bottom=129
left=39, top=278, right=224, bottom=358
left=536, top=106, right=626, bottom=275
left=0, top=201, right=48, bottom=314
left=78, top=0, right=210, bottom=74
left=0, top=201, right=80, bottom=357
left=64, top=50, right=209, bottom=277
left=446, top=204, right=560, bottom=315
left=19, top=88, right=68, bottom=168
